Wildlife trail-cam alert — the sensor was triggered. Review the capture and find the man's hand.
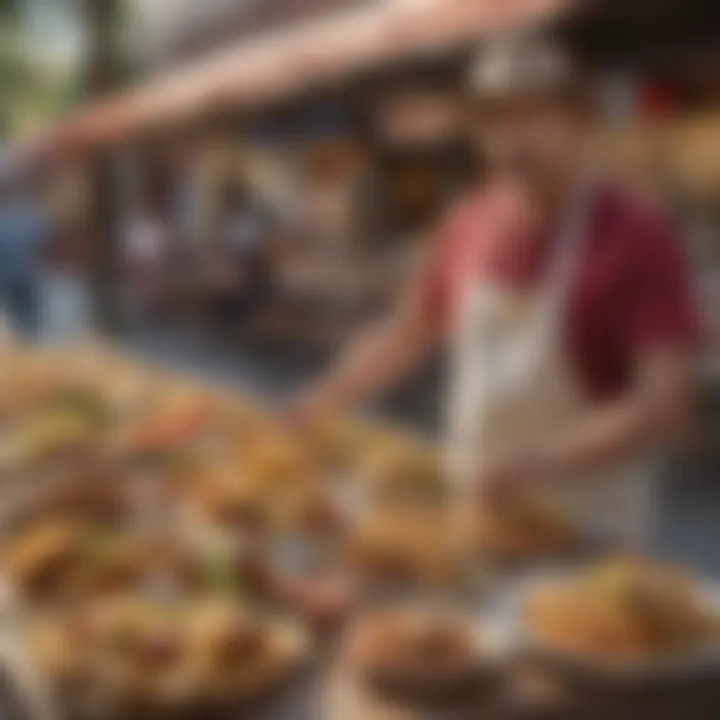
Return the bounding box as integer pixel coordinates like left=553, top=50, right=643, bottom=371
left=475, top=449, right=549, bottom=506
left=282, top=391, right=334, bottom=436
left=281, top=264, right=444, bottom=436
left=476, top=348, right=694, bottom=507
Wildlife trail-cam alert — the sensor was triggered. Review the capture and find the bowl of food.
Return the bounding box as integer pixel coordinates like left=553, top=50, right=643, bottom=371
left=346, top=603, right=504, bottom=708
left=28, top=597, right=312, bottom=717
left=513, top=557, right=720, bottom=686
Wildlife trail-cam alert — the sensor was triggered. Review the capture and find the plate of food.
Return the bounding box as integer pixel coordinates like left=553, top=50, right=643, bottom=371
left=0, top=383, right=111, bottom=479
left=346, top=506, right=471, bottom=589
left=0, top=516, right=207, bottom=605
left=104, top=382, right=227, bottom=467
left=0, top=347, right=68, bottom=426
left=353, top=432, right=446, bottom=507
left=300, top=416, right=367, bottom=477
left=0, top=472, right=222, bottom=605
left=502, top=557, right=720, bottom=684
left=459, top=498, right=584, bottom=568
left=179, top=439, right=342, bottom=541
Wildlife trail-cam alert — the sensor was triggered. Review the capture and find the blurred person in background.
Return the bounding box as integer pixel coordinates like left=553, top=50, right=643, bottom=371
left=0, top=154, right=49, bottom=339
left=291, top=34, right=700, bottom=549
left=42, top=160, right=94, bottom=342
left=123, top=181, right=171, bottom=322
left=274, top=126, right=376, bottom=347
left=199, top=175, right=278, bottom=331
left=161, top=132, right=206, bottom=312
left=364, top=66, right=477, bottom=281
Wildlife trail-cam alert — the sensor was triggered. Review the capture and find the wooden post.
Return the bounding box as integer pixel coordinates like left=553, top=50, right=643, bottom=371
left=83, top=0, right=125, bottom=333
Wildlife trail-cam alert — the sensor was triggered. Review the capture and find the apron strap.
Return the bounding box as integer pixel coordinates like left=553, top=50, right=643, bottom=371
left=539, top=179, right=597, bottom=318
left=453, top=179, right=597, bottom=322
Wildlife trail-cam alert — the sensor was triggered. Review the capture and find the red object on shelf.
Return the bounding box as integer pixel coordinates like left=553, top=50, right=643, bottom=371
left=639, top=82, right=679, bottom=119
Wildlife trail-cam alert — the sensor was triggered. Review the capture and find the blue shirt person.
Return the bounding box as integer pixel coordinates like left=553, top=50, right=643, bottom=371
left=0, top=193, right=48, bottom=338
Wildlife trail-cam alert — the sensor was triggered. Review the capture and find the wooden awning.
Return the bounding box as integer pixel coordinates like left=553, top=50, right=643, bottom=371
left=49, top=0, right=570, bottom=153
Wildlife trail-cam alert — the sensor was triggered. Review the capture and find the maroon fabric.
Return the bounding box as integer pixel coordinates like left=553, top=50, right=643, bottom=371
left=420, top=182, right=700, bottom=400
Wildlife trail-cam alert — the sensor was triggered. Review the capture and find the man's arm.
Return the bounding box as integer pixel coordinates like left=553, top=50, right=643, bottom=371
left=482, top=199, right=700, bottom=500
left=291, top=272, right=445, bottom=423
left=545, top=349, right=693, bottom=475
left=481, top=348, right=695, bottom=499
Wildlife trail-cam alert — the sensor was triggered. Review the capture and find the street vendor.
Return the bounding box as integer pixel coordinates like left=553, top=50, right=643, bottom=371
left=290, top=34, right=700, bottom=548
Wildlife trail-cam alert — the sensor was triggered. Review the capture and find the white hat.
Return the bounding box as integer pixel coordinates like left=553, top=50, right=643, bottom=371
left=468, top=32, right=583, bottom=101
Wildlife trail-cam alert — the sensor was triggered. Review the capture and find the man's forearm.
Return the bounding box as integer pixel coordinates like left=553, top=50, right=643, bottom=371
left=478, top=352, right=695, bottom=502
left=536, top=385, right=692, bottom=482
left=537, top=399, right=661, bottom=480
left=302, top=316, right=436, bottom=416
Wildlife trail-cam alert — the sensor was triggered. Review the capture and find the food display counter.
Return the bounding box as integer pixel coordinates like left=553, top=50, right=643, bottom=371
left=0, top=340, right=719, bottom=720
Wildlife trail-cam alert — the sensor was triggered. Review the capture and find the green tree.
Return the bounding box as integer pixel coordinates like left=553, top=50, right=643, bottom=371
left=0, top=0, right=80, bottom=138
left=0, top=0, right=132, bottom=330
left=0, top=0, right=19, bottom=20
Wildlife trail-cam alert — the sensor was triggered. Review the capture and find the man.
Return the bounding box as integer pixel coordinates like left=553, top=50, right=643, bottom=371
left=290, top=35, right=699, bottom=548
left=202, top=176, right=278, bottom=328
left=0, top=162, right=48, bottom=339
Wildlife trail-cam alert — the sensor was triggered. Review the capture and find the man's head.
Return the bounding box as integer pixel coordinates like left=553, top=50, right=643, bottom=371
left=467, top=33, right=594, bottom=190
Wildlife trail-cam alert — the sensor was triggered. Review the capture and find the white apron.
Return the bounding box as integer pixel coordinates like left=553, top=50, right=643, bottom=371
left=447, top=185, right=655, bottom=549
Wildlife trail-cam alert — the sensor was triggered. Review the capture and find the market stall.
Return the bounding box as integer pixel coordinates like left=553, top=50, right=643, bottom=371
left=2, top=2, right=718, bottom=714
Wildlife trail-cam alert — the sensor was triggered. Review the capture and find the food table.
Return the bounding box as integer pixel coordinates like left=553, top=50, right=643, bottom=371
left=0, top=340, right=719, bottom=720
